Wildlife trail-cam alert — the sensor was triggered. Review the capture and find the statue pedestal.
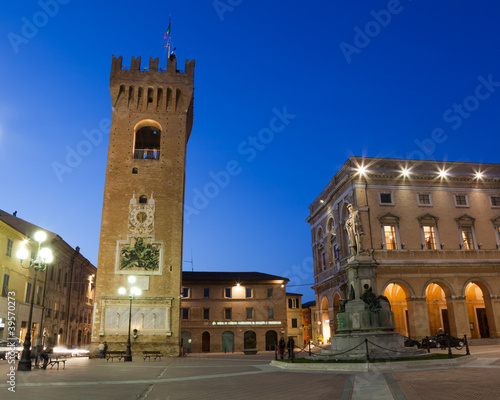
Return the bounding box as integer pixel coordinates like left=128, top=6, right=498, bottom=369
left=318, top=255, right=422, bottom=360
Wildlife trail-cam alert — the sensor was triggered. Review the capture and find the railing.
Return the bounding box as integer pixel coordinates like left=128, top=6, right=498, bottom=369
left=134, top=149, right=160, bottom=160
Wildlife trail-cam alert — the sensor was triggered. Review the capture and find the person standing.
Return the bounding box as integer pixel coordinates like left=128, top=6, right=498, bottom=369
left=98, top=342, right=105, bottom=359
left=287, top=337, right=295, bottom=360
left=278, top=338, right=286, bottom=359
left=103, top=341, right=108, bottom=359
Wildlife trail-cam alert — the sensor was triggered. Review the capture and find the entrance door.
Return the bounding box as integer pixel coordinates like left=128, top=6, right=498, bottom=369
left=221, top=331, right=234, bottom=353
left=202, top=331, right=210, bottom=352
left=265, top=330, right=277, bottom=350
left=441, top=309, right=450, bottom=334
left=476, top=308, right=490, bottom=338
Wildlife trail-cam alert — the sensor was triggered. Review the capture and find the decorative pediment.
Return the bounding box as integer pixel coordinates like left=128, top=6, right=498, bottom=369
left=455, top=214, right=475, bottom=226
left=378, top=212, right=399, bottom=224
left=418, top=213, right=439, bottom=224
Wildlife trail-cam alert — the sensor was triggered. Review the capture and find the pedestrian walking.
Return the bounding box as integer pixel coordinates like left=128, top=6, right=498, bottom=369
left=98, top=342, right=104, bottom=359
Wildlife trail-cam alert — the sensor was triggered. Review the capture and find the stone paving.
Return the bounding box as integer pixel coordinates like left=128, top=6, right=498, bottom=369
left=1, top=345, right=499, bottom=400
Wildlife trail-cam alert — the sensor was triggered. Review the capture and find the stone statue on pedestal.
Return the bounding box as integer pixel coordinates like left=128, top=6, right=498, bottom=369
left=345, top=203, right=366, bottom=256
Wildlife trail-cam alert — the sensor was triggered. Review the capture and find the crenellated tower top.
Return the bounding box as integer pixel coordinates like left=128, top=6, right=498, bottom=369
left=110, top=54, right=195, bottom=83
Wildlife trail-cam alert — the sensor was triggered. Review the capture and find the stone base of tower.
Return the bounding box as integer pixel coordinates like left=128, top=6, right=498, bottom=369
left=90, top=337, right=180, bottom=359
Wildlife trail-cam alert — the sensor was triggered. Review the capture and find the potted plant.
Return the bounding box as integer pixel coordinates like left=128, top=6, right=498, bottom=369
left=243, top=336, right=257, bottom=355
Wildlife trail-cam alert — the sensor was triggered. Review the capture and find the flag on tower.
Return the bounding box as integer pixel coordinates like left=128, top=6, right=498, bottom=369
left=164, top=19, right=171, bottom=39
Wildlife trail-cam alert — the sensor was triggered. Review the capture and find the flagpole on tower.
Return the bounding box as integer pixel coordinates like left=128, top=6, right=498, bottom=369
left=164, top=15, right=172, bottom=57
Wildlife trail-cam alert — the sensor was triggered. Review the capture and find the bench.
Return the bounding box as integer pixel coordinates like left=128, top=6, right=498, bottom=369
left=106, top=351, right=125, bottom=362
left=143, top=351, right=162, bottom=361
left=47, top=354, right=66, bottom=370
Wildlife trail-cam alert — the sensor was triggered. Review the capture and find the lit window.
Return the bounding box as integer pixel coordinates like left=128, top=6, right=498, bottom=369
left=456, top=215, right=476, bottom=250
left=461, top=227, right=474, bottom=249
left=379, top=213, right=400, bottom=250
left=422, top=226, right=437, bottom=249
left=383, top=225, right=398, bottom=249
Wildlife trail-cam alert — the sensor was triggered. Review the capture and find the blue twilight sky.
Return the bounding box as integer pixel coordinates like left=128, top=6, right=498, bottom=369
left=1, top=1, right=500, bottom=302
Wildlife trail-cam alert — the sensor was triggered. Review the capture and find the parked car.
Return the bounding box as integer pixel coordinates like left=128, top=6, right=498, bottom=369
left=421, top=336, right=439, bottom=348
left=423, top=334, right=465, bottom=350
left=404, top=336, right=422, bottom=349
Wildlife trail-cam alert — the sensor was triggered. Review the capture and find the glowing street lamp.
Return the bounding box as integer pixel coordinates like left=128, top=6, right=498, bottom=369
left=118, top=276, right=141, bottom=362
left=16, top=231, right=53, bottom=371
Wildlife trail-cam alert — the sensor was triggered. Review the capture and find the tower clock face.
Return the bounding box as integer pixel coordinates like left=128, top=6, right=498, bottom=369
left=136, top=212, right=147, bottom=223
left=130, top=207, right=154, bottom=228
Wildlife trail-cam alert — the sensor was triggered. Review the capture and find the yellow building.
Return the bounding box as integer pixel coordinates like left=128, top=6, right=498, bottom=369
left=307, top=157, right=500, bottom=342
left=0, top=210, right=96, bottom=347
left=286, top=292, right=303, bottom=346
left=180, top=272, right=289, bottom=353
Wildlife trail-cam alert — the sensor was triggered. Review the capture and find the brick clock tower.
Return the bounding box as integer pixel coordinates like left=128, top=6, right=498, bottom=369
left=91, top=54, right=195, bottom=357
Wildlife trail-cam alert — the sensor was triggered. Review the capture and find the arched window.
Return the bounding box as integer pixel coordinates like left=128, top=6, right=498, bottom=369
left=133, top=120, right=162, bottom=160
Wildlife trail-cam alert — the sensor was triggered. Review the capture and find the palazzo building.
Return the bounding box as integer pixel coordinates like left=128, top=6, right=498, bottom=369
left=180, top=272, right=289, bottom=353
left=307, top=157, right=500, bottom=342
left=0, top=210, right=95, bottom=347
left=91, top=54, right=195, bottom=357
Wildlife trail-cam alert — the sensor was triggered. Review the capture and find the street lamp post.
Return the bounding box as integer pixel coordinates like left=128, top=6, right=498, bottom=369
left=119, top=276, right=141, bottom=362
left=16, top=231, right=53, bottom=371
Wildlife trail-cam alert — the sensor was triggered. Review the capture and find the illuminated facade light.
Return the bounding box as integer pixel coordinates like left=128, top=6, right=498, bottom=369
left=356, top=166, right=367, bottom=176
left=401, top=168, right=410, bottom=177
left=475, top=172, right=483, bottom=179
left=438, top=170, right=448, bottom=178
